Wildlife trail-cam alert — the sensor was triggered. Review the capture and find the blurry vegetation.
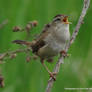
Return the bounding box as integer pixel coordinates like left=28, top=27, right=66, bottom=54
left=0, top=0, right=92, bottom=92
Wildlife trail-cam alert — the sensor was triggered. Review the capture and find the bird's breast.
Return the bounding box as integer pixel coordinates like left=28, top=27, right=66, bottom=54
left=44, top=24, right=70, bottom=54
left=44, top=33, right=66, bottom=53
left=52, top=25, right=70, bottom=43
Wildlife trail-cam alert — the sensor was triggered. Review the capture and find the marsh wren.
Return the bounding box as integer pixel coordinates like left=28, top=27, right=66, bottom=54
left=13, top=14, right=71, bottom=80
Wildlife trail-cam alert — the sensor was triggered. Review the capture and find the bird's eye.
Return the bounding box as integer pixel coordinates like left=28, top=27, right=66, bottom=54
left=56, top=18, right=61, bottom=21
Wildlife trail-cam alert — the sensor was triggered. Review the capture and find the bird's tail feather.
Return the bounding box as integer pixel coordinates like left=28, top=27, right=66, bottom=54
left=12, top=40, right=34, bottom=46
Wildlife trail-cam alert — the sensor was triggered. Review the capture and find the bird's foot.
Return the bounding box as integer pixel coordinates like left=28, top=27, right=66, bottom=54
left=60, top=50, right=70, bottom=57
left=49, top=72, right=57, bottom=81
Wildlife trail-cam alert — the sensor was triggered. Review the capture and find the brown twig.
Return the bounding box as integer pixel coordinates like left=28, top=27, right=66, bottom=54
left=0, top=19, right=8, bottom=29
left=13, top=20, right=38, bottom=39
left=0, top=68, right=4, bottom=88
left=0, top=48, right=31, bottom=63
left=0, top=20, right=38, bottom=88
left=0, top=69, right=4, bottom=88
left=0, top=20, right=38, bottom=64
left=45, top=0, right=90, bottom=92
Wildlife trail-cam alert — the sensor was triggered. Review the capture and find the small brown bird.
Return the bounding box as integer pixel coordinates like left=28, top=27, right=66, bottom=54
left=13, top=14, right=71, bottom=80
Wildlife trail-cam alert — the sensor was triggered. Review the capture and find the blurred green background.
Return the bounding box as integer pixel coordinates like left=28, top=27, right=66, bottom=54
left=0, top=0, right=92, bottom=92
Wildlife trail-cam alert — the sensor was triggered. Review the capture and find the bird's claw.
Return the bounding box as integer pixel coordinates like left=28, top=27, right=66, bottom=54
left=49, top=72, right=57, bottom=81
left=60, top=50, right=71, bottom=57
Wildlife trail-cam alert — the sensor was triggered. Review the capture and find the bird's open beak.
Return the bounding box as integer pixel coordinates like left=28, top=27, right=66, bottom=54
left=63, top=16, right=72, bottom=24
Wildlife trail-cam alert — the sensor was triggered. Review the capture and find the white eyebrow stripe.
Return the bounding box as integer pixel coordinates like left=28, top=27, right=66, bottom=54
left=53, top=17, right=61, bottom=21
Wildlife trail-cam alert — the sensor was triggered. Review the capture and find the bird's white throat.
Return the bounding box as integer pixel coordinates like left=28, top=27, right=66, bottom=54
left=53, top=23, right=70, bottom=43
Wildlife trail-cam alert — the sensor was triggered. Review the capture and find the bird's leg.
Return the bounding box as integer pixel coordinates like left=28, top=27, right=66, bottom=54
left=40, top=58, right=57, bottom=81
left=60, top=50, right=70, bottom=57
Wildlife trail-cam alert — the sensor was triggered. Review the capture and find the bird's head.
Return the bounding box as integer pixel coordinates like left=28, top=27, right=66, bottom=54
left=52, top=14, right=71, bottom=25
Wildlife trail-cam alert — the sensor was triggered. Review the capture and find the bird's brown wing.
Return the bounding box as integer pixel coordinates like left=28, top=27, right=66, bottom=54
left=34, top=23, right=51, bottom=41
left=31, top=23, right=51, bottom=54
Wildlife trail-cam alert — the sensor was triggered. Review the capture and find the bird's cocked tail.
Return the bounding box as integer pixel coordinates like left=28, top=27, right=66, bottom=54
left=12, top=40, right=35, bottom=46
